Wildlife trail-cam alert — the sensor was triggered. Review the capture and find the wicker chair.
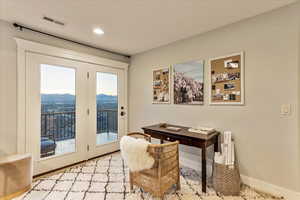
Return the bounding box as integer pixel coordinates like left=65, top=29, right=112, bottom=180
left=127, top=132, right=180, bottom=200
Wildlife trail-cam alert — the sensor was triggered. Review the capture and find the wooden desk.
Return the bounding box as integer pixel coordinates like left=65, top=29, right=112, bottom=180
left=142, top=124, right=220, bottom=193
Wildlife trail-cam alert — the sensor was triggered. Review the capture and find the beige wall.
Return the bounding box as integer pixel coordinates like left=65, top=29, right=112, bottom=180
left=0, top=20, right=129, bottom=157
left=129, top=3, right=300, bottom=192
left=298, top=1, right=300, bottom=194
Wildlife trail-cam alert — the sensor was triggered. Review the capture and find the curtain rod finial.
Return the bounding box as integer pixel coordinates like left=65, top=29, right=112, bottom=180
left=13, top=23, right=23, bottom=31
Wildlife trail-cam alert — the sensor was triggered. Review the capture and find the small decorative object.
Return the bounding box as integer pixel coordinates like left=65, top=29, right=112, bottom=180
left=209, top=52, right=244, bottom=105
left=152, top=67, right=171, bottom=104
left=188, top=127, right=215, bottom=135
left=166, top=126, right=181, bottom=131
left=173, top=60, right=204, bottom=105
left=159, top=123, right=167, bottom=128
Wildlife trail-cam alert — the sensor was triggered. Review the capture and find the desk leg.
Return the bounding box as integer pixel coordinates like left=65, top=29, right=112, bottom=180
left=202, top=147, right=207, bottom=193
left=214, top=136, right=219, bottom=152
left=160, top=139, right=164, bottom=144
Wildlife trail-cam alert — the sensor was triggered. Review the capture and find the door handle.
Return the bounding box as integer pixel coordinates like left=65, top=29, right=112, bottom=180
left=120, top=111, right=126, bottom=116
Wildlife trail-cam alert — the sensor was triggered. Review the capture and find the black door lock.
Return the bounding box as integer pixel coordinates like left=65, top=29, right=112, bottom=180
left=120, top=111, right=126, bottom=116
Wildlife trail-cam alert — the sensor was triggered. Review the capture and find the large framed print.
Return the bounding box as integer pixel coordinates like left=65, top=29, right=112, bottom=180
left=173, top=60, right=204, bottom=105
left=152, top=67, right=170, bottom=104
left=209, top=52, right=244, bottom=105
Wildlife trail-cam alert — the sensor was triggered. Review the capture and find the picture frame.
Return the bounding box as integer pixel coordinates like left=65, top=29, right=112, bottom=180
left=152, top=66, right=171, bottom=104
left=172, top=60, right=204, bottom=105
left=208, top=52, right=244, bottom=105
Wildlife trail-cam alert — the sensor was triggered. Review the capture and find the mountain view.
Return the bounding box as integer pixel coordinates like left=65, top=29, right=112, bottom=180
left=41, top=93, right=117, bottom=113
left=40, top=93, right=118, bottom=143
left=41, top=93, right=117, bottom=103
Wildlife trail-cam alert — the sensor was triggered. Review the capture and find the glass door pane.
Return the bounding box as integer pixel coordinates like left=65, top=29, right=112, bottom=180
left=96, top=72, right=118, bottom=145
left=40, top=64, right=76, bottom=158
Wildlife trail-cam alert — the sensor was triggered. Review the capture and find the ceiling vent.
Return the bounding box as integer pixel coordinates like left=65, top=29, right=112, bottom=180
left=43, top=16, right=65, bottom=26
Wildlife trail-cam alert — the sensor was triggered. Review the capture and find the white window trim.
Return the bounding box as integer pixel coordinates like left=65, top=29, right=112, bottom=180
left=15, top=38, right=129, bottom=154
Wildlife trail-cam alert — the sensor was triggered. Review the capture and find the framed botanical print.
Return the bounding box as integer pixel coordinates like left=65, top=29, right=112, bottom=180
left=173, top=60, right=204, bottom=105
left=209, top=52, right=244, bottom=105
left=152, top=67, right=170, bottom=104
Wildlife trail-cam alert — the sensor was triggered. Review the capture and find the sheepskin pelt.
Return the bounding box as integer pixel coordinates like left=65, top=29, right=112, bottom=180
left=120, top=136, right=154, bottom=172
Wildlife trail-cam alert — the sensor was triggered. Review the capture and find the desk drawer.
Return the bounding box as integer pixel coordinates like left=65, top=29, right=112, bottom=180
left=148, top=131, right=194, bottom=145
left=162, top=134, right=193, bottom=146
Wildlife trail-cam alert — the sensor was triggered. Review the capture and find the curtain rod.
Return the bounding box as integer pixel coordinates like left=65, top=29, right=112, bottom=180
left=13, top=23, right=130, bottom=58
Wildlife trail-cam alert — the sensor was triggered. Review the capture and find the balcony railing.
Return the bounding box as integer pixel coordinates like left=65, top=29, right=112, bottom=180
left=96, top=109, right=118, bottom=134
left=41, top=109, right=118, bottom=141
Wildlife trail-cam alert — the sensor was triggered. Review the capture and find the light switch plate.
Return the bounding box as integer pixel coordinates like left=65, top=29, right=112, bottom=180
left=281, top=104, right=291, bottom=115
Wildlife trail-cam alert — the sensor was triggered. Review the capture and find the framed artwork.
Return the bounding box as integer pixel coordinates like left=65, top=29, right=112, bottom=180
left=209, top=52, right=244, bottom=105
left=173, top=60, right=204, bottom=105
left=152, top=67, right=170, bottom=104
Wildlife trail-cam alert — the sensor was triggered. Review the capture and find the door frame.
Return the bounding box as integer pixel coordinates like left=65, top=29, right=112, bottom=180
left=15, top=38, right=129, bottom=155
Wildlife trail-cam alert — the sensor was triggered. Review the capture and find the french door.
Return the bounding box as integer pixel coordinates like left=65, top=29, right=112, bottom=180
left=26, top=52, right=126, bottom=175
left=87, top=66, right=126, bottom=158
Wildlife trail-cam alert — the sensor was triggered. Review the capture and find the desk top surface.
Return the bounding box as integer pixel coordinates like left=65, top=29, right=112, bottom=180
left=142, top=124, right=220, bottom=140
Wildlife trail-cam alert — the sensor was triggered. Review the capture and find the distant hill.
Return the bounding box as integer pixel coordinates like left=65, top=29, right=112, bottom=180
left=41, top=94, right=75, bottom=103
left=96, top=94, right=117, bottom=102
left=41, top=94, right=117, bottom=104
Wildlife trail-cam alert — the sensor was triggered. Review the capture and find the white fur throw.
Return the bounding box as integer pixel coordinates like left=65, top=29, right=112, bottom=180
left=120, top=136, right=155, bottom=172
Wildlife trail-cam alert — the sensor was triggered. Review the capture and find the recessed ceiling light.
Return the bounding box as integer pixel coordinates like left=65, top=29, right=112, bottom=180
left=93, top=28, right=104, bottom=35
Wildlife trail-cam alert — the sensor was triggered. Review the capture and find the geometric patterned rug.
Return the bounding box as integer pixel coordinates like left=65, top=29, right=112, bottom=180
left=14, top=152, right=283, bottom=200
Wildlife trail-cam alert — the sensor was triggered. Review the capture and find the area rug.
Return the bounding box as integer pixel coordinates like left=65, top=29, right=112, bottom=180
left=14, top=152, right=283, bottom=200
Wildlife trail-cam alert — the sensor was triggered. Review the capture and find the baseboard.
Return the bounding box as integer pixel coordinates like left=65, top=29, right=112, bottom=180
left=179, top=151, right=300, bottom=200
left=241, top=175, right=300, bottom=200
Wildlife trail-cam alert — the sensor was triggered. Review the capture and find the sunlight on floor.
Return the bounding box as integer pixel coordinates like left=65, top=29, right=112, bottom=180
left=55, top=132, right=118, bottom=155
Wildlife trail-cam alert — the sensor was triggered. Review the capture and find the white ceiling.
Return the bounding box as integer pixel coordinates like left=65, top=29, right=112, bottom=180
left=0, top=0, right=297, bottom=56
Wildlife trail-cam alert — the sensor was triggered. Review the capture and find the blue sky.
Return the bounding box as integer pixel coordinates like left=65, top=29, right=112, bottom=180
left=173, top=60, right=204, bottom=81
left=41, top=64, right=117, bottom=96
left=97, top=72, right=117, bottom=96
